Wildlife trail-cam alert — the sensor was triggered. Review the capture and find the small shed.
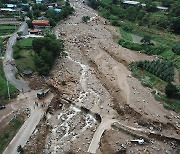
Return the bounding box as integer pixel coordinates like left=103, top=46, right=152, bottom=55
left=23, top=69, right=33, bottom=76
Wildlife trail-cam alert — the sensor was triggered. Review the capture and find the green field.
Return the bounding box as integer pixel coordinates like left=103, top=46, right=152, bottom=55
left=0, top=117, right=23, bottom=154
left=120, top=22, right=178, bottom=47
left=0, top=25, right=18, bottom=36
left=0, top=61, right=17, bottom=100
left=0, top=25, right=17, bottom=30
left=14, top=38, right=35, bottom=72
left=17, top=38, right=33, bottom=48
left=119, top=28, right=132, bottom=42
left=15, top=49, right=35, bottom=72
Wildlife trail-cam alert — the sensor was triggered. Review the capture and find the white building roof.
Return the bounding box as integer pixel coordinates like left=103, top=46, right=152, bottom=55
left=123, top=1, right=168, bottom=10
left=157, top=6, right=168, bottom=10
left=0, top=8, right=16, bottom=11
left=123, top=1, right=140, bottom=5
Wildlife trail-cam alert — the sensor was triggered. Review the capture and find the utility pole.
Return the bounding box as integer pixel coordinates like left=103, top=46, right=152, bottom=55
left=7, top=80, right=11, bottom=100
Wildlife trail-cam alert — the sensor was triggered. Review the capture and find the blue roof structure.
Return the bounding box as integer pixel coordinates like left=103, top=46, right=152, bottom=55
left=54, top=8, right=61, bottom=13
left=36, top=0, right=43, bottom=3
left=6, top=4, right=17, bottom=8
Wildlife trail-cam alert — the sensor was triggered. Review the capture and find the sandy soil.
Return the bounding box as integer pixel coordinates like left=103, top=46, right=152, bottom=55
left=45, top=0, right=180, bottom=153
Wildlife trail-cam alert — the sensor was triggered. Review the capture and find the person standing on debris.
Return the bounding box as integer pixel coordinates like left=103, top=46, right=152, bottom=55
left=34, top=102, right=36, bottom=109
left=12, top=112, right=16, bottom=120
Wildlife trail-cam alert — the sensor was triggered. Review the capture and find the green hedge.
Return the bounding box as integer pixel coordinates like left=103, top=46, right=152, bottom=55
left=118, top=39, right=167, bottom=55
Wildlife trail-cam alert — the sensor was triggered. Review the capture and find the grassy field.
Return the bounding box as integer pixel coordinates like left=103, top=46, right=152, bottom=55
left=120, top=22, right=179, bottom=47
left=0, top=61, right=17, bottom=100
left=15, top=49, right=35, bottom=72
left=0, top=25, right=18, bottom=36
left=0, top=117, right=23, bottom=154
left=14, top=38, right=35, bottom=72
left=17, top=38, right=33, bottom=48
left=119, top=28, right=132, bottom=42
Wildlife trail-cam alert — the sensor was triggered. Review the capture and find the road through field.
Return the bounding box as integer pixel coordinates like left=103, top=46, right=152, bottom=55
left=3, top=22, right=30, bottom=92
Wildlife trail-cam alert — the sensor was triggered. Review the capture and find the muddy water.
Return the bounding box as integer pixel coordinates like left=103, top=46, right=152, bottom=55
left=67, top=54, right=102, bottom=113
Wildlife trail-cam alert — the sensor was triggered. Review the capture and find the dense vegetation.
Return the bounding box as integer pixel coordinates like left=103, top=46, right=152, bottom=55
left=165, top=83, right=180, bottom=99
left=26, top=1, right=74, bottom=28
left=46, top=1, right=74, bottom=27
left=135, top=60, right=174, bottom=82
left=0, top=117, right=23, bottom=154
left=32, top=34, right=65, bottom=75
left=88, top=0, right=180, bottom=34
left=172, top=44, right=180, bottom=55
left=119, top=39, right=167, bottom=55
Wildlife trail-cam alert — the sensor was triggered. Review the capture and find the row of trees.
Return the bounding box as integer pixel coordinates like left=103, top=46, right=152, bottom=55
left=87, top=0, right=180, bottom=34
left=136, top=60, right=175, bottom=82
left=32, top=34, right=65, bottom=75
left=118, top=39, right=167, bottom=55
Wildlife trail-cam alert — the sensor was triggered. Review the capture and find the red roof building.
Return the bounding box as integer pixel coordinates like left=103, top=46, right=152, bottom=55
left=32, top=20, right=50, bottom=26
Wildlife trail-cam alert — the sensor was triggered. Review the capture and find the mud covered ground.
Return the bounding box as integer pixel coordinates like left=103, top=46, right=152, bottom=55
left=42, top=0, right=180, bottom=153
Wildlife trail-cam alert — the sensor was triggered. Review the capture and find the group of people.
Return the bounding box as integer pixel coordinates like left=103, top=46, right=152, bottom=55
left=34, top=101, right=47, bottom=109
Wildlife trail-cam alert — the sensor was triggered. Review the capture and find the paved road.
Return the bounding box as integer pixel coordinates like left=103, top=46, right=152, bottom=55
left=88, top=116, right=117, bottom=153
left=3, top=22, right=30, bottom=92
left=3, top=108, right=43, bottom=154
left=3, top=91, right=54, bottom=154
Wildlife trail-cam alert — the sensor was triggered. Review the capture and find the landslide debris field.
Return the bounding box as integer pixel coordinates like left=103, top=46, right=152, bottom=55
left=26, top=1, right=180, bottom=154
